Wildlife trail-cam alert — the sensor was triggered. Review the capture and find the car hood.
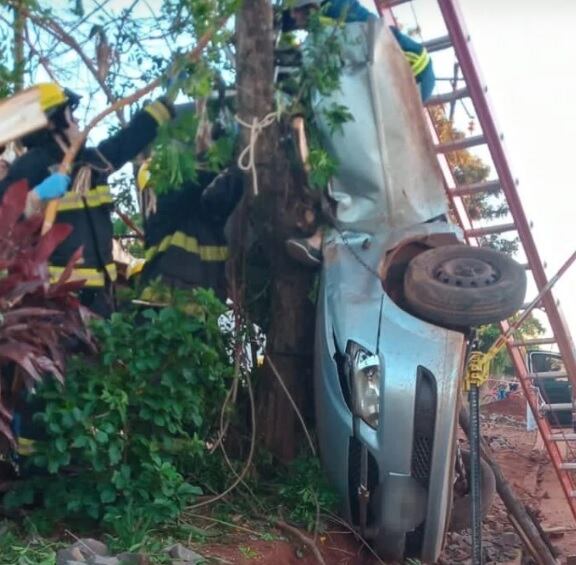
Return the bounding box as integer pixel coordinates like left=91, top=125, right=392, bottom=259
left=309, top=20, right=448, bottom=233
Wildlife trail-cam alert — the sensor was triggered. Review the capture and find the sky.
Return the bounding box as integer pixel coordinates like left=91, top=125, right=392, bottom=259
left=456, top=0, right=576, bottom=341
left=362, top=0, right=576, bottom=344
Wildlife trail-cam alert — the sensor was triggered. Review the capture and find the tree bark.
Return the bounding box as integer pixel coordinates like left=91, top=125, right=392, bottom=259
left=13, top=1, right=25, bottom=90
left=235, top=0, right=317, bottom=462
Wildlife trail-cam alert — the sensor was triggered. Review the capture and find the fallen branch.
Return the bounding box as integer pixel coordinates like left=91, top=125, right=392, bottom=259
left=323, top=512, right=387, bottom=565
left=267, top=517, right=327, bottom=565
left=184, top=513, right=264, bottom=538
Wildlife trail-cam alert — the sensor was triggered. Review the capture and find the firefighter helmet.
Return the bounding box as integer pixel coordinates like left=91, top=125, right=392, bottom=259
left=37, top=83, right=82, bottom=118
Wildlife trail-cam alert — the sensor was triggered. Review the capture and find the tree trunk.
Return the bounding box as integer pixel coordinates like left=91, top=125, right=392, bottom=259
left=235, top=0, right=317, bottom=462
left=13, top=1, right=25, bottom=90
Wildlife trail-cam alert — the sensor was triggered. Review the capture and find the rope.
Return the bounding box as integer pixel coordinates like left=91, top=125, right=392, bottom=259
left=72, top=165, right=92, bottom=195
left=235, top=112, right=279, bottom=196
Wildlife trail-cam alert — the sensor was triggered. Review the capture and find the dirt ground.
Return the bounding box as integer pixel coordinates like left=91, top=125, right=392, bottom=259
left=480, top=395, right=576, bottom=561
left=191, top=394, right=576, bottom=564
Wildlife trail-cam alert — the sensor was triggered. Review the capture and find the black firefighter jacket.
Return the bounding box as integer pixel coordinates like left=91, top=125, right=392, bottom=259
left=140, top=167, right=243, bottom=300
left=0, top=99, right=174, bottom=288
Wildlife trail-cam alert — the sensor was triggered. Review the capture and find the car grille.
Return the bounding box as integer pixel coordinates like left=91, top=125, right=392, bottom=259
left=411, top=367, right=437, bottom=487
left=412, top=435, right=433, bottom=485
left=406, top=367, right=437, bottom=557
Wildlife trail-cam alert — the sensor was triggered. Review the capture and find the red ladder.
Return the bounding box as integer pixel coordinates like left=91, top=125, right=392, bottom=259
left=376, top=0, right=576, bottom=521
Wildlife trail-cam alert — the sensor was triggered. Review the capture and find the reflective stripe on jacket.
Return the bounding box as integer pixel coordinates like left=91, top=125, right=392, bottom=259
left=318, top=15, right=433, bottom=82
left=145, top=231, right=229, bottom=263
left=140, top=168, right=243, bottom=300
left=56, top=185, right=113, bottom=212
left=403, top=48, right=431, bottom=78
left=49, top=263, right=118, bottom=287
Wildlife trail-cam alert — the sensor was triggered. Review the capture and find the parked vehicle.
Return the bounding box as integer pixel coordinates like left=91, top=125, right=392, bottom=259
left=312, top=21, right=525, bottom=562
left=528, top=350, right=571, bottom=427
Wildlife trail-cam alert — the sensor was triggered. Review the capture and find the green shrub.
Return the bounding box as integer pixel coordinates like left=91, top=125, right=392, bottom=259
left=5, top=288, right=233, bottom=538
left=278, top=456, right=340, bottom=531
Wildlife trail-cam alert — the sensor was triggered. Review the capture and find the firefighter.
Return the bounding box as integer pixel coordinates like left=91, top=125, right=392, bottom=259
left=0, top=83, right=174, bottom=317
left=285, top=0, right=435, bottom=101
left=136, top=156, right=243, bottom=302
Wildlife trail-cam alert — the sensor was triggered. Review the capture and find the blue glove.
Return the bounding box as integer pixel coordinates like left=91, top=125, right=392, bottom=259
left=34, top=172, right=70, bottom=201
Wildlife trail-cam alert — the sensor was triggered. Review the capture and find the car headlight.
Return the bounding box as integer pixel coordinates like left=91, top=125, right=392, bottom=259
left=347, top=342, right=381, bottom=429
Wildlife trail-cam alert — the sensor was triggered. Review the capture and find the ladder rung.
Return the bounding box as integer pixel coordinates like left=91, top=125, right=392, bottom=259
left=449, top=180, right=501, bottom=197
left=511, top=337, right=557, bottom=347
left=465, top=223, right=516, bottom=237
left=541, top=403, right=572, bottom=412
left=520, top=301, right=544, bottom=311
left=549, top=433, right=576, bottom=442
left=423, top=35, right=453, bottom=53
left=425, top=87, right=470, bottom=106
left=549, top=433, right=576, bottom=443
left=529, top=371, right=569, bottom=379
left=559, top=462, right=576, bottom=470
left=436, top=135, right=486, bottom=153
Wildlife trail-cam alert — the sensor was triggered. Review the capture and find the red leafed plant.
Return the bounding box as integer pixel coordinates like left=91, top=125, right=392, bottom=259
left=0, top=181, right=93, bottom=447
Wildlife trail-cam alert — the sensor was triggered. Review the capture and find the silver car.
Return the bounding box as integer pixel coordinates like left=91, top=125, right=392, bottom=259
left=312, top=21, right=524, bottom=562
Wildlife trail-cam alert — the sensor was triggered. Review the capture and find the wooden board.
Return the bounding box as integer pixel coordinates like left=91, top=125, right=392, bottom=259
left=0, top=87, right=48, bottom=146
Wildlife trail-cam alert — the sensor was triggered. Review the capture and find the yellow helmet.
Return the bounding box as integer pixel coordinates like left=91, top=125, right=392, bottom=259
left=37, top=83, right=81, bottom=117
left=137, top=159, right=152, bottom=191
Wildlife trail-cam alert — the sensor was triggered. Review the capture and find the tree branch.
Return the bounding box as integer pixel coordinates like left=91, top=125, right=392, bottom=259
left=23, top=25, right=59, bottom=83
left=25, top=10, right=127, bottom=125
left=41, top=15, right=229, bottom=234
left=12, top=0, right=26, bottom=90
left=267, top=518, right=327, bottom=565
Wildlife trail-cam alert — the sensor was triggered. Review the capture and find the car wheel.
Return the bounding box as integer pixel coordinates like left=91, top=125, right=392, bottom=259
left=449, top=450, right=496, bottom=531
left=404, top=245, right=527, bottom=327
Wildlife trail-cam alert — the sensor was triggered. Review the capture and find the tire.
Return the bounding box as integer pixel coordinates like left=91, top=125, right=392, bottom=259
left=404, top=245, right=527, bottom=327
left=449, top=450, right=497, bottom=531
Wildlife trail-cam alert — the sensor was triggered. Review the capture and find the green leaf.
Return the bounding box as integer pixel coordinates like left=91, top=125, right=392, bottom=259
left=108, top=443, right=122, bottom=465
left=100, top=487, right=117, bottom=504
left=177, top=483, right=202, bottom=497
left=55, top=437, right=67, bottom=453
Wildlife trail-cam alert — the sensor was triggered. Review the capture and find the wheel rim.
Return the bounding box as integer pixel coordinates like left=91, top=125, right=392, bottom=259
left=434, top=257, right=499, bottom=288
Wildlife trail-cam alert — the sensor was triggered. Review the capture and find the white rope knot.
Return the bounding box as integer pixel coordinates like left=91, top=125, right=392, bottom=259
left=235, top=112, right=279, bottom=196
